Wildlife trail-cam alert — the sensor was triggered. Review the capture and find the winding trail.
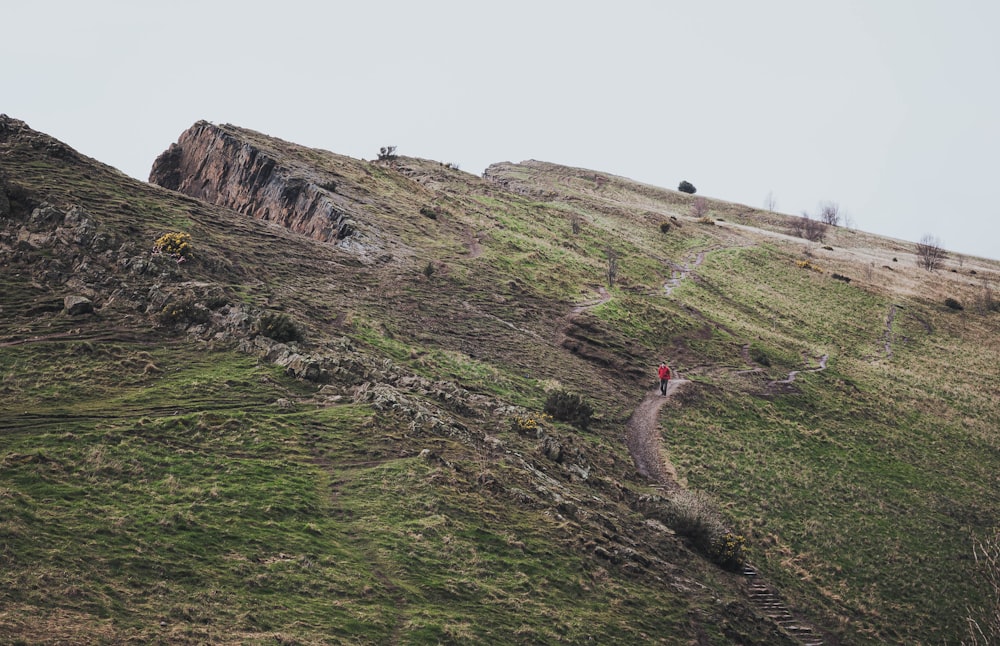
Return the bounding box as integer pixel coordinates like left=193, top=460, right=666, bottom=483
left=624, top=380, right=687, bottom=490
left=623, top=377, right=827, bottom=646
left=768, top=354, right=829, bottom=386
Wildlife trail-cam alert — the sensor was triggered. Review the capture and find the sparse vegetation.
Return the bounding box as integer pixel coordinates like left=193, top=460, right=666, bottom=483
left=945, top=297, right=964, bottom=310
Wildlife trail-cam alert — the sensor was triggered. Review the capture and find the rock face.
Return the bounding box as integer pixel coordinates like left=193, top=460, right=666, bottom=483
left=149, top=121, right=360, bottom=246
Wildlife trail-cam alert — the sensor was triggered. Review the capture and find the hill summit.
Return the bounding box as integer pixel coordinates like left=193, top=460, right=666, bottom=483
left=1, top=115, right=998, bottom=644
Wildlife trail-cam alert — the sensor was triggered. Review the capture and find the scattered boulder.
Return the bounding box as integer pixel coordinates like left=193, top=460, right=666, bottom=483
left=64, top=294, right=94, bottom=315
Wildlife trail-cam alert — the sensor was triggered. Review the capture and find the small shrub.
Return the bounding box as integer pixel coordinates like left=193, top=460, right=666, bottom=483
left=423, top=261, right=435, bottom=278
left=944, top=297, right=964, bottom=311
left=659, top=222, right=671, bottom=234
left=419, top=205, right=439, bottom=219
left=822, top=245, right=834, bottom=251
left=544, top=390, right=593, bottom=430
left=698, top=217, right=715, bottom=226
left=258, top=312, right=303, bottom=343
left=832, top=273, right=852, bottom=283
left=377, top=145, right=397, bottom=161
left=678, top=180, right=697, bottom=194
left=153, top=232, right=192, bottom=262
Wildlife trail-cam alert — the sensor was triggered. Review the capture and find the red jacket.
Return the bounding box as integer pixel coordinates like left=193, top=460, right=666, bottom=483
left=658, top=364, right=671, bottom=380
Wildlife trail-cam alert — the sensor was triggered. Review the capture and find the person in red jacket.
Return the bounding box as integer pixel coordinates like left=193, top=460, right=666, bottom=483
left=658, top=362, right=671, bottom=395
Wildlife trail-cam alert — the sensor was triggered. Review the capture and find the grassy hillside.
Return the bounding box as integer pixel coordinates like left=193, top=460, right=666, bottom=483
left=2, top=116, right=998, bottom=644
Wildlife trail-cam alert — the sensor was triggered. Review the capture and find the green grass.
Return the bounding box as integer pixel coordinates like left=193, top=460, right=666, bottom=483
left=0, top=340, right=760, bottom=644
left=4, top=120, right=999, bottom=644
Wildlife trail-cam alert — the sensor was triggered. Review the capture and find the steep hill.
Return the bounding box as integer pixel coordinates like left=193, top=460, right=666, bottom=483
left=1, top=115, right=998, bottom=644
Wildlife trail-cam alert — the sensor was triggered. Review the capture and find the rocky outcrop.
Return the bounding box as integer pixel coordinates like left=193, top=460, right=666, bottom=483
left=149, top=121, right=367, bottom=250
left=63, top=294, right=94, bottom=315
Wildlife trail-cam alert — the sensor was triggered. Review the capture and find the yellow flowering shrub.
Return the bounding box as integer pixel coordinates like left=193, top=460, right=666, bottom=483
left=153, top=232, right=193, bottom=261
left=796, top=259, right=823, bottom=273
left=708, top=532, right=748, bottom=571
left=511, top=413, right=552, bottom=436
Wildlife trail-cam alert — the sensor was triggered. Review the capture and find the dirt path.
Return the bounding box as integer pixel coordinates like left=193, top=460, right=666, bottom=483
left=624, top=380, right=687, bottom=490
left=663, top=252, right=706, bottom=296
left=768, top=354, right=829, bottom=386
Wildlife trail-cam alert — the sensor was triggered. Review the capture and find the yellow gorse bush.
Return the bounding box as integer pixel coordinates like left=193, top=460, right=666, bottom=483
left=511, top=413, right=552, bottom=436
left=153, top=232, right=193, bottom=260
left=796, top=259, right=823, bottom=273
left=709, top=532, right=747, bottom=570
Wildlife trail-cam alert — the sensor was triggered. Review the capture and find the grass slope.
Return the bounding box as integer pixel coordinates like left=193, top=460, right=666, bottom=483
left=2, top=116, right=999, bottom=643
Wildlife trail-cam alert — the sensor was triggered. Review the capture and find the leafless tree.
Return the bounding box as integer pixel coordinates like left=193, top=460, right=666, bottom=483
left=606, top=247, right=619, bottom=288
left=789, top=212, right=828, bottom=242
left=966, top=529, right=1000, bottom=645
left=819, top=201, right=841, bottom=226
left=691, top=197, right=709, bottom=219
left=975, top=276, right=995, bottom=314
left=764, top=191, right=777, bottom=212
left=916, top=234, right=947, bottom=271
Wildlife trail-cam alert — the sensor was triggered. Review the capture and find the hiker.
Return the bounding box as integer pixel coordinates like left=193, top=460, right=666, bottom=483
left=658, top=362, right=671, bottom=395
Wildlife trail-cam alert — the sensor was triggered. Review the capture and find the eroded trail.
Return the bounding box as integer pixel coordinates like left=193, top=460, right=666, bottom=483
left=624, top=380, right=687, bottom=490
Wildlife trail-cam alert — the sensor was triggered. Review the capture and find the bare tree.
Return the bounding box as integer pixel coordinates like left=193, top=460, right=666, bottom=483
left=764, top=191, right=777, bottom=212
left=818, top=201, right=841, bottom=226
left=606, top=247, right=619, bottom=288
left=975, top=276, right=995, bottom=314
left=691, top=197, right=709, bottom=219
left=789, top=212, right=828, bottom=242
left=916, top=234, right=947, bottom=271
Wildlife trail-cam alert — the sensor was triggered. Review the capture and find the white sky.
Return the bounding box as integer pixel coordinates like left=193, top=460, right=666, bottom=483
left=3, top=0, right=998, bottom=259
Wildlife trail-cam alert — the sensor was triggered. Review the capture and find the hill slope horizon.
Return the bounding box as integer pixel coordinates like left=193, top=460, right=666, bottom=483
left=2, top=114, right=998, bottom=644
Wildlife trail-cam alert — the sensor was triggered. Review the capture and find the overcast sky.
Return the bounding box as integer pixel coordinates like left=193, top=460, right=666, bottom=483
left=4, top=1, right=998, bottom=259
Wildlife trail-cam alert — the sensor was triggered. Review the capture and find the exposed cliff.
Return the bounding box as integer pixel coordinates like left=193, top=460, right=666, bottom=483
left=149, top=121, right=384, bottom=257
